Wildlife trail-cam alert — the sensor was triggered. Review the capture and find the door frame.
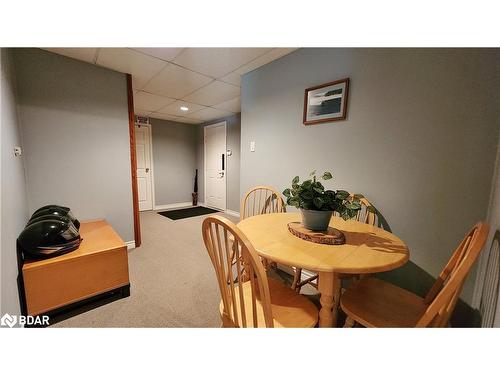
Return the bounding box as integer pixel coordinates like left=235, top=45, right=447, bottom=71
left=126, top=74, right=141, bottom=247
left=134, top=122, right=156, bottom=211
left=204, top=121, right=227, bottom=210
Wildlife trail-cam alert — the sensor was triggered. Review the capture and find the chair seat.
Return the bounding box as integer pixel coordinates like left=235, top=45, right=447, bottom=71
left=340, top=278, right=428, bottom=327
left=220, top=278, right=318, bottom=328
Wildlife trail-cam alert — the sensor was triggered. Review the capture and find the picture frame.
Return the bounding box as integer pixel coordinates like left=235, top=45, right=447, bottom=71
left=303, top=77, right=350, bottom=125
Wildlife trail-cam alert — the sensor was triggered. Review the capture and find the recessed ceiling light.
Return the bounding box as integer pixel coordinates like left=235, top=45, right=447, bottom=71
left=180, top=106, right=189, bottom=111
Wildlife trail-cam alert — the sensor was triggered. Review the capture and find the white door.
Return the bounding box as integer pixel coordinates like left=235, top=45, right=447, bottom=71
left=205, top=122, right=226, bottom=210
left=135, top=125, right=153, bottom=211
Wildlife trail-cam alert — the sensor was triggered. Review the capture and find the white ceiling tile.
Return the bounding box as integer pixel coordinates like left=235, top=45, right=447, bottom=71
left=142, top=63, right=213, bottom=99
left=134, top=91, right=176, bottom=112
left=175, top=117, right=204, bottom=124
left=219, top=72, right=241, bottom=86
left=183, top=80, right=240, bottom=106
left=132, top=48, right=184, bottom=61
left=187, top=107, right=233, bottom=122
left=235, top=48, right=297, bottom=75
left=149, top=112, right=183, bottom=122
left=43, top=48, right=98, bottom=63
left=134, top=108, right=153, bottom=116
left=212, top=96, right=240, bottom=113
left=158, top=100, right=207, bottom=117
left=96, top=48, right=166, bottom=89
left=173, top=48, right=271, bottom=78
left=131, top=78, right=143, bottom=90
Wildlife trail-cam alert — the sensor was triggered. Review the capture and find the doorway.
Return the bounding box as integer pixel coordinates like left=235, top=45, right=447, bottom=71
left=204, top=122, right=227, bottom=210
left=135, top=124, right=154, bottom=211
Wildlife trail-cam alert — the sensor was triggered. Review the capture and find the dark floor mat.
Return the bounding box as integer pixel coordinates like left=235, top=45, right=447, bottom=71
left=158, top=206, right=219, bottom=220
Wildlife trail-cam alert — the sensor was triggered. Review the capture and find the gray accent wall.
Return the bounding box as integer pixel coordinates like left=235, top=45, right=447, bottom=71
left=1, top=49, right=28, bottom=315
left=196, top=113, right=241, bottom=213
left=13, top=49, right=134, bottom=242
left=240, top=48, right=500, bottom=304
left=150, top=118, right=198, bottom=206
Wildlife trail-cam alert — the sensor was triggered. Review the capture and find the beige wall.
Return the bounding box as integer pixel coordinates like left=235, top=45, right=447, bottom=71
left=150, top=118, right=198, bottom=207
left=240, top=48, right=500, bottom=304
left=149, top=114, right=241, bottom=212
left=13, top=49, right=134, bottom=242
left=1, top=48, right=28, bottom=315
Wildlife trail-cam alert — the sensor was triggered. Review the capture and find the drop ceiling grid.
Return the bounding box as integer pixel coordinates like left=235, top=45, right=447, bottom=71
left=42, top=47, right=297, bottom=124
left=137, top=48, right=290, bottom=123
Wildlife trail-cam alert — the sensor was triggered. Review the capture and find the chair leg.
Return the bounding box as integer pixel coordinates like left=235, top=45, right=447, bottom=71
left=291, top=267, right=302, bottom=292
left=344, top=316, right=355, bottom=328
left=261, top=258, right=270, bottom=271
left=220, top=314, right=232, bottom=328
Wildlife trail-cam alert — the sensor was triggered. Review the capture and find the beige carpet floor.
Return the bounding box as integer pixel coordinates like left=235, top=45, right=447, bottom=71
left=53, top=210, right=239, bottom=327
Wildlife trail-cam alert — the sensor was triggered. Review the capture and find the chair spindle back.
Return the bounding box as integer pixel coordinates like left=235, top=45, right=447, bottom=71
left=202, top=215, right=274, bottom=328
left=352, top=195, right=376, bottom=226
left=240, top=186, right=286, bottom=220
left=333, top=193, right=377, bottom=226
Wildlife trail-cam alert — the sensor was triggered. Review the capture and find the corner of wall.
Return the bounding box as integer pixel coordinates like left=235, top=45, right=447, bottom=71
left=0, top=48, right=29, bottom=315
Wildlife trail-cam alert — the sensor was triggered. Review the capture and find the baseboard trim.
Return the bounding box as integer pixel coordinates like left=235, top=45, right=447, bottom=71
left=225, top=209, right=240, bottom=218
left=154, top=202, right=193, bottom=211
left=193, top=202, right=239, bottom=217
left=125, top=241, right=136, bottom=250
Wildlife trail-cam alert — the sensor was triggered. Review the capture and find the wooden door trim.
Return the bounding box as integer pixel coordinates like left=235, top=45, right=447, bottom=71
left=127, top=74, right=141, bottom=247
left=204, top=121, right=227, bottom=210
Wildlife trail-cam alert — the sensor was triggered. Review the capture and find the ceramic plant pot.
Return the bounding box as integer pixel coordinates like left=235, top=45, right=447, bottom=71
left=300, top=209, right=333, bottom=231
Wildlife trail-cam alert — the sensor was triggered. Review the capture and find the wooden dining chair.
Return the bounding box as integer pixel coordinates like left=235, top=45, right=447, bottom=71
left=202, top=215, right=318, bottom=328
left=479, top=230, right=500, bottom=327
left=336, top=195, right=377, bottom=226
left=340, top=221, right=489, bottom=327
left=238, top=186, right=286, bottom=271
left=291, top=194, right=377, bottom=292
left=240, top=185, right=286, bottom=219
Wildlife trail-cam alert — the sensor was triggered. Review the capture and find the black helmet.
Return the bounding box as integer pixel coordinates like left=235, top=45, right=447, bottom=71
left=18, top=219, right=82, bottom=258
left=30, top=205, right=80, bottom=229
left=26, top=213, right=74, bottom=228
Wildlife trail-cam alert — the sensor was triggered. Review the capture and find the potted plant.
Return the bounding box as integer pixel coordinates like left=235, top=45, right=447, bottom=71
left=283, top=170, right=363, bottom=231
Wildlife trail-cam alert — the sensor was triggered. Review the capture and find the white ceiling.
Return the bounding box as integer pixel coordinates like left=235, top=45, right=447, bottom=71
left=43, top=47, right=297, bottom=124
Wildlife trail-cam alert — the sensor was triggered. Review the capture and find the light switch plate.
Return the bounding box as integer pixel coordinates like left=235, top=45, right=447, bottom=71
left=250, top=141, right=255, bottom=152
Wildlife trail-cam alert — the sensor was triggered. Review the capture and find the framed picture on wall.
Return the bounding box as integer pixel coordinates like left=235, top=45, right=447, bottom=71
left=303, top=78, right=350, bottom=125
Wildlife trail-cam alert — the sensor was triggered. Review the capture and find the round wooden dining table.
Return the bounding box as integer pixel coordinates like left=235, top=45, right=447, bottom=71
left=237, top=212, right=410, bottom=327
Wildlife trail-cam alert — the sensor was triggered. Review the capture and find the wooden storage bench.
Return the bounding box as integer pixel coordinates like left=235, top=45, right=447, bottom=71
left=22, top=220, right=130, bottom=318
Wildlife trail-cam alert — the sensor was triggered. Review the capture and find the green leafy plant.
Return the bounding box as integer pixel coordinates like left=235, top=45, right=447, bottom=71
left=283, top=170, right=368, bottom=220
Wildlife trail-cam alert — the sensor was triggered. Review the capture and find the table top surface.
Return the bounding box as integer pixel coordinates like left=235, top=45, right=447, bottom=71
left=237, top=212, right=409, bottom=274
left=23, top=220, right=126, bottom=270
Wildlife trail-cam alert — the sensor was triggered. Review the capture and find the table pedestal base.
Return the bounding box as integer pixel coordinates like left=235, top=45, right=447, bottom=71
left=318, top=272, right=341, bottom=328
